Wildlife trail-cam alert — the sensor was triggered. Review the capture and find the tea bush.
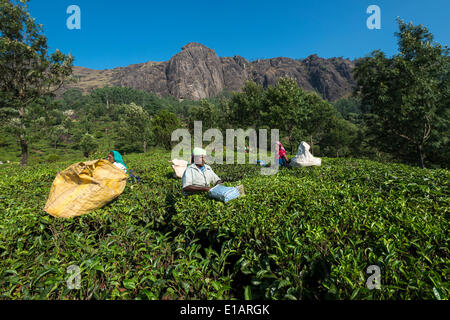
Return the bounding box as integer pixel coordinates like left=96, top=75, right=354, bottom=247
left=46, top=154, right=61, bottom=163
left=173, top=159, right=449, bottom=299
left=0, top=151, right=448, bottom=300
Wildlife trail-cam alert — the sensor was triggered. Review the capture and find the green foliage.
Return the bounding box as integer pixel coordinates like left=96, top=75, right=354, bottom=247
left=151, top=110, right=182, bottom=150
left=354, top=18, right=449, bottom=168
left=228, top=81, right=265, bottom=128
left=89, top=86, right=182, bottom=116
left=300, top=93, right=336, bottom=155
left=0, top=0, right=73, bottom=165
left=262, top=77, right=310, bottom=153
left=79, top=133, right=98, bottom=157
left=0, top=150, right=448, bottom=300
left=187, top=100, right=220, bottom=132
left=49, top=124, right=69, bottom=150
left=115, top=103, right=153, bottom=154
left=173, top=158, right=449, bottom=300
left=46, top=154, right=60, bottom=163
left=61, top=89, right=86, bottom=111
left=225, top=78, right=346, bottom=156
left=334, top=97, right=364, bottom=124
left=321, top=117, right=359, bottom=157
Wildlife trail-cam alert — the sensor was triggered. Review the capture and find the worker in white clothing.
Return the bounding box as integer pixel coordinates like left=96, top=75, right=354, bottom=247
left=182, top=147, right=223, bottom=194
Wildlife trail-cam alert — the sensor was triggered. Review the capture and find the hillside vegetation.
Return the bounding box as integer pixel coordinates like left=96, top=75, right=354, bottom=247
left=0, top=151, right=448, bottom=299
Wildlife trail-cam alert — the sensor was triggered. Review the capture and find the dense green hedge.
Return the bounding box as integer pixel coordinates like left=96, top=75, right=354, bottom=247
left=0, top=152, right=448, bottom=299
left=174, top=160, right=449, bottom=299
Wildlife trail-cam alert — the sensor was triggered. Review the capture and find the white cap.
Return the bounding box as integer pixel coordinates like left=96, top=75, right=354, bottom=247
left=192, top=147, right=207, bottom=156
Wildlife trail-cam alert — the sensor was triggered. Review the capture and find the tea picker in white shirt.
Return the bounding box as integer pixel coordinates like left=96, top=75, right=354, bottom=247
left=182, top=147, right=223, bottom=194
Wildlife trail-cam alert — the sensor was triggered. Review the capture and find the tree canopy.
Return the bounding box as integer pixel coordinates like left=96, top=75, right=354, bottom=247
left=0, top=0, right=73, bottom=165
left=354, top=18, right=449, bottom=168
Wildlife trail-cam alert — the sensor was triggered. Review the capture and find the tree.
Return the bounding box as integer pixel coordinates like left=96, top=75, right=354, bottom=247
left=334, top=96, right=363, bottom=124
left=301, top=92, right=335, bottom=155
left=79, top=133, right=98, bottom=157
left=89, top=86, right=170, bottom=116
left=0, top=0, right=73, bottom=165
left=61, top=89, right=85, bottom=111
left=228, top=81, right=265, bottom=129
left=115, top=103, right=153, bottom=153
left=322, top=117, right=359, bottom=157
left=187, top=99, right=219, bottom=132
left=263, top=77, right=310, bottom=153
left=354, top=18, right=449, bottom=168
left=151, top=110, right=182, bottom=150
left=49, top=124, right=68, bottom=150
left=43, top=105, right=70, bottom=150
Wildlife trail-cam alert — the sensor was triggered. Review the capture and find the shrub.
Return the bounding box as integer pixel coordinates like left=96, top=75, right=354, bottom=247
left=79, top=133, right=98, bottom=157
left=0, top=151, right=447, bottom=300
left=46, top=154, right=61, bottom=163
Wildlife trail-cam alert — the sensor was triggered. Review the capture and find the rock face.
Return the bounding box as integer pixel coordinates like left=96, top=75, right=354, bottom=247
left=113, top=61, right=170, bottom=96
left=290, top=142, right=322, bottom=167
left=63, top=42, right=356, bottom=101
left=166, top=43, right=225, bottom=100
left=220, top=55, right=250, bottom=92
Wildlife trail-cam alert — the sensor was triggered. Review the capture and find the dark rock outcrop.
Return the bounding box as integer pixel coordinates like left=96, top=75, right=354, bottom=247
left=166, top=43, right=225, bottom=100
left=63, top=42, right=356, bottom=102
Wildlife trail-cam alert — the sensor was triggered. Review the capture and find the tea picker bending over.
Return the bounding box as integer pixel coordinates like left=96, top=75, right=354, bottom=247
left=276, top=141, right=290, bottom=167
left=182, top=147, right=223, bottom=194
left=107, top=150, right=128, bottom=174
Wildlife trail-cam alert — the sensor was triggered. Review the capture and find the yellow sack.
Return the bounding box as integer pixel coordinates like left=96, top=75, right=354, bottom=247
left=44, top=159, right=128, bottom=218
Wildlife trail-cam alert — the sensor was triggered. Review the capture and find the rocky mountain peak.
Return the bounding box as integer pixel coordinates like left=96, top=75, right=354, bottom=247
left=64, top=43, right=356, bottom=101
left=181, top=42, right=211, bottom=51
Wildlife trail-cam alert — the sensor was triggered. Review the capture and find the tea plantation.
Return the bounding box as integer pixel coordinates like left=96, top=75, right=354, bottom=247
left=0, top=150, right=448, bottom=300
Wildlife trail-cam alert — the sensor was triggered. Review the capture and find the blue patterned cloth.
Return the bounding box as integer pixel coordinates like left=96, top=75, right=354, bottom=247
left=208, top=185, right=240, bottom=203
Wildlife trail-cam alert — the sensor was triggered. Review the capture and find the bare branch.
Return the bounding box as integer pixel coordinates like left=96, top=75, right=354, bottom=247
left=392, top=128, right=418, bottom=144
left=423, top=115, right=432, bottom=142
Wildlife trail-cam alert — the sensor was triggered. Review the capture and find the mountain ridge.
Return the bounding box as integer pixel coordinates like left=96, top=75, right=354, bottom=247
left=62, top=42, right=356, bottom=102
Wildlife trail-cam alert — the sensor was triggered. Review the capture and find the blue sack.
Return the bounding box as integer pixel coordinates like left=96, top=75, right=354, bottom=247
left=209, top=184, right=240, bottom=203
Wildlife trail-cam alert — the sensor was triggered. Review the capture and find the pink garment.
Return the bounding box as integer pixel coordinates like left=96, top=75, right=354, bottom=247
left=276, top=141, right=287, bottom=159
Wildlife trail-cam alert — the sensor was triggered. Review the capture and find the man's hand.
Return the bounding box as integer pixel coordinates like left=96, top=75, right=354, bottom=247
left=215, top=180, right=223, bottom=185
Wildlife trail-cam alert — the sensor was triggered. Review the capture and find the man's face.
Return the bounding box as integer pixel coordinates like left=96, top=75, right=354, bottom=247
left=194, top=155, right=205, bottom=166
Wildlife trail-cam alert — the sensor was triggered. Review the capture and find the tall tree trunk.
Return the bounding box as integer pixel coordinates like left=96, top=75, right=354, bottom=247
left=310, top=135, right=314, bottom=156
left=18, top=106, right=28, bottom=166
left=417, top=144, right=425, bottom=169
left=20, top=134, right=28, bottom=166
left=143, top=140, right=147, bottom=153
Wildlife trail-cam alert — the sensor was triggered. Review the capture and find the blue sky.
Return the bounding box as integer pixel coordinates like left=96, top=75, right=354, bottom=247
left=28, top=0, right=449, bottom=70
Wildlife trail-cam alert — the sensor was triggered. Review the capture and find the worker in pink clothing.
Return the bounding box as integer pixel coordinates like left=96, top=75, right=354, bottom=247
left=276, top=141, right=290, bottom=167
